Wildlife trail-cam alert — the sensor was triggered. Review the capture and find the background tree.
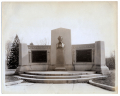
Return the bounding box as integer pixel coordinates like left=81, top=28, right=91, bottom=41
left=106, top=51, right=115, bottom=70
left=5, top=40, right=12, bottom=60
left=7, top=35, right=20, bottom=69
left=37, top=38, right=49, bottom=45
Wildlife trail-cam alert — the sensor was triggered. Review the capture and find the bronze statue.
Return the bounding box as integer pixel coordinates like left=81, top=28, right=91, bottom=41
left=56, top=36, right=65, bottom=48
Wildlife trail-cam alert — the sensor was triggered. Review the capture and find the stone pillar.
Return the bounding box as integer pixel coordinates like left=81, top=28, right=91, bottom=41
left=15, top=43, right=30, bottom=74
left=55, top=36, right=66, bottom=71
left=95, top=41, right=110, bottom=75
left=56, top=48, right=65, bottom=67
left=51, top=28, right=74, bottom=71
left=29, top=51, right=31, bottom=63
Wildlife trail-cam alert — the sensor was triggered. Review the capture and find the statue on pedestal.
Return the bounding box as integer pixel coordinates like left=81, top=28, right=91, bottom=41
left=55, top=36, right=66, bottom=71
left=56, top=36, right=65, bottom=48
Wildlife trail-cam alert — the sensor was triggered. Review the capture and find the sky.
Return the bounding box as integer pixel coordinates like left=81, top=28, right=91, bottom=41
left=2, top=2, right=117, bottom=57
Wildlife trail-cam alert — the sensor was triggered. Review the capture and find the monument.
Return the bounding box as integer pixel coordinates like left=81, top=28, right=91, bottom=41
left=15, top=28, right=110, bottom=75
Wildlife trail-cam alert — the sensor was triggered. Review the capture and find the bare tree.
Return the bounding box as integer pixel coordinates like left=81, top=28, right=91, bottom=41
left=37, top=38, right=49, bottom=45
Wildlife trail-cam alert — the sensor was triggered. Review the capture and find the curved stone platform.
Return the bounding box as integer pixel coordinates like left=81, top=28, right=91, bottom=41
left=14, top=71, right=107, bottom=83
left=25, top=71, right=96, bottom=75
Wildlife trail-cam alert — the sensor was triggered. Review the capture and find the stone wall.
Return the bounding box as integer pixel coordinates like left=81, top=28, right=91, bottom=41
left=27, top=45, right=50, bottom=71
left=15, top=41, right=110, bottom=75
left=15, top=28, right=109, bottom=74
left=72, top=43, right=95, bottom=71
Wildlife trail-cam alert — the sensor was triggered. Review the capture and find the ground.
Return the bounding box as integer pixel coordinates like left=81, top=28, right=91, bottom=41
left=3, top=83, right=116, bottom=94
left=93, top=70, right=115, bottom=86
left=4, top=70, right=117, bottom=94
left=5, top=70, right=116, bottom=86
left=5, top=70, right=18, bottom=83
left=5, top=76, right=19, bottom=82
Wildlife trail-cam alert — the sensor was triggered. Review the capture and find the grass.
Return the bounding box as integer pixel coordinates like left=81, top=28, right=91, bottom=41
left=5, top=75, right=19, bottom=83
left=93, top=70, right=115, bottom=86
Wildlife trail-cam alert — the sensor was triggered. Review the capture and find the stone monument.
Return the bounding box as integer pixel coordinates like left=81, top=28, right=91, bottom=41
left=55, top=36, right=66, bottom=71
left=15, top=28, right=109, bottom=75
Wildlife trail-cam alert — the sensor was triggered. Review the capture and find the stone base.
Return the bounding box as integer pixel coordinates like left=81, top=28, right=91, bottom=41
left=55, top=67, right=66, bottom=71
left=95, top=65, right=101, bottom=74
left=93, top=65, right=110, bottom=75
left=48, top=65, right=55, bottom=71
left=65, top=64, right=74, bottom=71
left=15, top=64, right=49, bottom=74
left=48, top=64, right=74, bottom=71
left=15, top=65, right=31, bottom=74
left=74, top=64, right=93, bottom=71
left=14, top=71, right=107, bottom=83
left=101, top=65, right=110, bottom=75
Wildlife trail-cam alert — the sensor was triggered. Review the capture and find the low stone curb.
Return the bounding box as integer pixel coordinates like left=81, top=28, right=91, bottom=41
left=5, top=80, right=23, bottom=86
left=5, top=73, right=15, bottom=76
left=5, top=71, right=15, bottom=76
left=88, top=80, right=115, bottom=91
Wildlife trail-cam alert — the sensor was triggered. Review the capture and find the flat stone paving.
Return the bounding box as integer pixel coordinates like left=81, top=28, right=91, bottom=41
left=3, top=83, right=116, bottom=94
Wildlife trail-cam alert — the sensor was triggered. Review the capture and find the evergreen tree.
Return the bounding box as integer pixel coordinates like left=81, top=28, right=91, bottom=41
left=7, top=35, right=20, bottom=69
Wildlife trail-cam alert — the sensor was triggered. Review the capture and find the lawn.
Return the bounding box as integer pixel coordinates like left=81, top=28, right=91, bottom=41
left=93, top=70, right=115, bottom=86
left=5, top=76, right=19, bottom=83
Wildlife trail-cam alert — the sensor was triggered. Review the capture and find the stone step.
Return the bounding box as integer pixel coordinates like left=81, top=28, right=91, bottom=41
left=19, top=74, right=102, bottom=79
left=14, top=75, right=107, bottom=83
left=14, top=76, right=77, bottom=83
left=55, top=67, right=66, bottom=71
left=24, top=71, right=96, bottom=76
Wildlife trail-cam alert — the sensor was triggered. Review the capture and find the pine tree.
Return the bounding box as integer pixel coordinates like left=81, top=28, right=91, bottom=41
left=7, top=35, right=20, bottom=69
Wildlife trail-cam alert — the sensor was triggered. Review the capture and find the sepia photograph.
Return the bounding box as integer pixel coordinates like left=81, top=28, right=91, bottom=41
left=2, top=1, right=118, bottom=94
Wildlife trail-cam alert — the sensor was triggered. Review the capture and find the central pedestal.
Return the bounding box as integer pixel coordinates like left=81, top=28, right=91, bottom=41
left=55, top=48, right=66, bottom=71
left=56, top=48, right=64, bottom=67
left=55, top=67, right=66, bottom=71
left=55, top=36, right=66, bottom=71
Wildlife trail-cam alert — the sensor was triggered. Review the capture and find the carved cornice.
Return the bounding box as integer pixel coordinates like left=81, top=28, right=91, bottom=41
left=72, top=44, right=95, bottom=49
left=28, top=45, right=50, bottom=49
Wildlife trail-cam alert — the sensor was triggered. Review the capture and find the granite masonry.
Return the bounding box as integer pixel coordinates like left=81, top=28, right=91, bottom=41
left=15, top=28, right=110, bottom=75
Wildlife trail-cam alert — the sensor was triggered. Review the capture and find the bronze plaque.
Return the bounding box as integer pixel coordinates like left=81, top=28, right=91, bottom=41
left=76, top=49, right=92, bottom=62
left=32, top=51, right=47, bottom=63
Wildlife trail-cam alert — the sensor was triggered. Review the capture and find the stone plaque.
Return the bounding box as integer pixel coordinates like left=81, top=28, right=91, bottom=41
left=76, top=49, right=92, bottom=62
left=32, top=51, right=47, bottom=63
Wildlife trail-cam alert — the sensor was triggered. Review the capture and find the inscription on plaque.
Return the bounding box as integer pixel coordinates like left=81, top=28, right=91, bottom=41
left=76, top=49, right=92, bottom=62
left=32, top=51, right=47, bottom=63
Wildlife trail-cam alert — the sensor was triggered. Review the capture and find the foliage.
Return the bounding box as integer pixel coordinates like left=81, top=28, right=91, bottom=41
left=5, top=76, right=19, bottom=82
left=106, top=51, right=115, bottom=70
left=7, top=35, right=20, bottom=69
left=93, top=70, right=115, bottom=86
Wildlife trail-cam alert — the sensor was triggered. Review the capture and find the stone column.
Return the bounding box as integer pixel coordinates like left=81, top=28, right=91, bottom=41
left=29, top=51, right=31, bottom=63
left=15, top=43, right=30, bottom=74
left=94, top=41, right=110, bottom=75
